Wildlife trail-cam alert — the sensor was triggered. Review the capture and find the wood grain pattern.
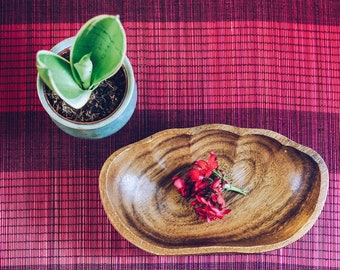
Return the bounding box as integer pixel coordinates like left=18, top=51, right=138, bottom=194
left=99, top=124, right=328, bottom=255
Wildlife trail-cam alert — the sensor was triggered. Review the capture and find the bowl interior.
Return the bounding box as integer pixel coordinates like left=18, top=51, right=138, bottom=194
left=100, top=124, right=328, bottom=254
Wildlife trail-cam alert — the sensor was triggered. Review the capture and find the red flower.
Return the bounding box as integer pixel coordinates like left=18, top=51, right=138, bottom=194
left=194, top=152, right=218, bottom=178
left=189, top=194, right=228, bottom=222
left=172, top=176, right=189, bottom=197
left=189, top=169, right=208, bottom=192
left=194, top=197, right=231, bottom=223
left=172, top=152, right=247, bottom=223
left=189, top=169, right=203, bottom=182
left=211, top=178, right=221, bottom=190
left=194, top=194, right=210, bottom=205
left=210, top=178, right=226, bottom=208
left=210, top=192, right=226, bottom=208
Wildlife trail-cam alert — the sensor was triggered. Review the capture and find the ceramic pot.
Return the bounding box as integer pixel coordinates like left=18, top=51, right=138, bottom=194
left=37, top=37, right=137, bottom=139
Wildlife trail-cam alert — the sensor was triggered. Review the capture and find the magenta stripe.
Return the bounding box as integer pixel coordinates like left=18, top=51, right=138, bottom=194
left=1, top=0, right=338, bottom=25
left=1, top=170, right=338, bottom=267
left=1, top=109, right=338, bottom=172
left=1, top=22, right=339, bottom=113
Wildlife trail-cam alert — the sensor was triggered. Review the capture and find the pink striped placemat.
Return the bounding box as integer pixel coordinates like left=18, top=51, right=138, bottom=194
left=1, top=0, right=339, bottom=269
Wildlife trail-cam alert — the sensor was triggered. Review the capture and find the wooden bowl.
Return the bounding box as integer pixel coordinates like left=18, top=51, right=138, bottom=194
left=99, top=124, right=328, bottom=255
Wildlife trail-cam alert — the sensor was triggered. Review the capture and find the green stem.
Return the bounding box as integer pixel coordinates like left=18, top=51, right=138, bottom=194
left=223, top=183, right=248, bottom=196
left=212, top=169, right=224, bottom=179
left=213, top=169, right=248, bottom=196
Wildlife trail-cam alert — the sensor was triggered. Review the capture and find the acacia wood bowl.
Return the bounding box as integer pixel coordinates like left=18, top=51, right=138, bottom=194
left=99, top=124, right=328, bottom=255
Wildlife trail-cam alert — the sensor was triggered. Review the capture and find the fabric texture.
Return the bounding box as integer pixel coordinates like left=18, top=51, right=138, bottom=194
left=1, top=0, right=339, bottom=269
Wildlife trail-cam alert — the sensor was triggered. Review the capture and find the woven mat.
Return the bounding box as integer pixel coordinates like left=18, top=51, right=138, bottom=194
left=1, top=0, right=339, bottom=269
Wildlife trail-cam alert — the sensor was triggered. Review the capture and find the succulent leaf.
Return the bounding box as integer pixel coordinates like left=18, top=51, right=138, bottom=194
left=71, top=15, right=126, bottom=86
left=36, top=50, right=92, bottom=109
left=73, top=53, right=93, bottom=89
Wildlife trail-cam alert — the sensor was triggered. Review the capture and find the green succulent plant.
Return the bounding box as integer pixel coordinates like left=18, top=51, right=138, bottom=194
left=36, top=15, right=126, bottom=109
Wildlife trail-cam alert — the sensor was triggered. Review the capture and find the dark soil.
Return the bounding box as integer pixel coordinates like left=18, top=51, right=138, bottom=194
left=44, top=51, right=126, bottom=123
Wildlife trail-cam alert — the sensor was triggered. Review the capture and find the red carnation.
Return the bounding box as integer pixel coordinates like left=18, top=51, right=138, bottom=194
left=173, top=152, right=248, bottom=223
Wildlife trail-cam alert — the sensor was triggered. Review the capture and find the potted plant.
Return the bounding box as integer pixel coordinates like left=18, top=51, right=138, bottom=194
left=36, top=15, right=137, bottom=139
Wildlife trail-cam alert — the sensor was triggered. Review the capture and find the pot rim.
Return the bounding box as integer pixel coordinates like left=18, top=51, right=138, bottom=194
left=37, top=37, right=136, bottom=130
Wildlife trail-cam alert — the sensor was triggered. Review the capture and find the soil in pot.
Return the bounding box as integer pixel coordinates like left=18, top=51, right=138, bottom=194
left=44, top=51, right=126, bottom=123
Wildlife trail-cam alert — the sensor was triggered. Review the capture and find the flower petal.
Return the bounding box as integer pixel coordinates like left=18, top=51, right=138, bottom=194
left=173, top=176, right=189, bottom=196
left=208, top=152, right=218, bottom=169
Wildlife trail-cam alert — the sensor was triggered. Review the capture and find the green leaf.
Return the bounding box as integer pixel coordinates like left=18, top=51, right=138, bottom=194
left=36, top=50, right=92, bottom=109
left=71, top=15, right=126, bottom=86
left=73, top=53, right=93, bottom=89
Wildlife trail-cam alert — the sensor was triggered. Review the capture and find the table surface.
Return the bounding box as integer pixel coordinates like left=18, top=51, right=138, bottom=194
left=1, top=0, right=339, bottom=269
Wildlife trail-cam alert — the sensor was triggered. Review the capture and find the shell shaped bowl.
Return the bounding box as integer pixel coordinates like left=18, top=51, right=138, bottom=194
left=99, top=124, right=328, bottom=255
